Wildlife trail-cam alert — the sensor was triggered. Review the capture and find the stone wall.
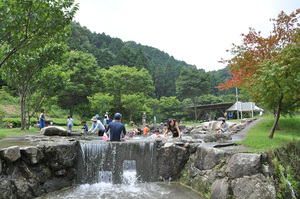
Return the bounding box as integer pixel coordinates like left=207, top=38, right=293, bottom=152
left=0, top=136, right=78, bottom=199
left=178, top=145, right=277, bottom=199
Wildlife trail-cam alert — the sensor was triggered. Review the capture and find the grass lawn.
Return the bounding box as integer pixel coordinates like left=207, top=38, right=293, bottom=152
left=237, top=115, right=300, bottom=152
left=0, top=127, right=39, bottom=139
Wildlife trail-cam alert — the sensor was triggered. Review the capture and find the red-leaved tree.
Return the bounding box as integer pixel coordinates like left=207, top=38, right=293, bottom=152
left=217, top=10, right=300, bottom=139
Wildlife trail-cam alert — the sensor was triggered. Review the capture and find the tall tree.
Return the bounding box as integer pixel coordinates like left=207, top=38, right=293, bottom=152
left=153, top=64, right=165, bottom=99
left=101, top=66, right=154, bottom=122
left=59, top=51, right=99, bottom=117
left=135, top=47, right=150, bottom=70
left=164, top=62, right=176, bottom=97
left=0, top=0, right=78, bottom=68
left=121, top=93, right=145, bottom=122
left=88, top=92, right=113, bottom=117
left=217, top=10, right=300, bottom=138
left=176, top=67, right=210, bottom=122
left=1, top=43, right=67, bottom=129
left=116, top=47, right=136, bottom=67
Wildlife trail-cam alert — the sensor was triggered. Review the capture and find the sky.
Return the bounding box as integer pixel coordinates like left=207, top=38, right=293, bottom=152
left=74, top=0, right=300, bottom=72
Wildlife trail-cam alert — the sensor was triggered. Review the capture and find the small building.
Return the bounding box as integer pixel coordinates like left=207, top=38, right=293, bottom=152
left=227, top=101, right=263, bottom=119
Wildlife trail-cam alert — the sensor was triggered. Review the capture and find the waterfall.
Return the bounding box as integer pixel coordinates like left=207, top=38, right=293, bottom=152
left=122, top=160, right=137, bottom=185
left=77, top=141, right=158, bottom=184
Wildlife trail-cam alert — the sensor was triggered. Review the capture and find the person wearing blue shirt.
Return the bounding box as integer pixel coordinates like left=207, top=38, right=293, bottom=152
left=81, top=121, right=88, bottom=136
left=89, top=116, right=105, bottom=136
left=39, top=109, right=46, bottom=131
left=106, top=113, right=126, bottom=141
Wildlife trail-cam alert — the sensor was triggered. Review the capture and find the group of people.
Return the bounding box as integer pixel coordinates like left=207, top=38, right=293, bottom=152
left=38, top=108, right=227, bottom=138
left=127, top=118, right=182, bottom=139
left=2, top=122, right=13, bottom=129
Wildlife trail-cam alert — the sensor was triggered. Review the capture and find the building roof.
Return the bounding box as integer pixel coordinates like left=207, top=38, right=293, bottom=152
left=186, top=102, right=235, bottom=110
left=227, top=102, right=263, bottom=112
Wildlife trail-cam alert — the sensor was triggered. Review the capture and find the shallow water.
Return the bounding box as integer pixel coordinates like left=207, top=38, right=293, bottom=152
left=37, top=182, right=204, bottom=199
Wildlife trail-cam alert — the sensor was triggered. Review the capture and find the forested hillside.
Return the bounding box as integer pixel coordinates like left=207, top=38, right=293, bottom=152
left=0, top=21, right=244, bottom=125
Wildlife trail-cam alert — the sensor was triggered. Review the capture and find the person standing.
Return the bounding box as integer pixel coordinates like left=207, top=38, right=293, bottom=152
left=142, top=113, right=146, bottom=125
left=81, top=121, right=88, bottom=136
left=103, top=116, right=108, bottom=130
left=89, top=116, right=105, bottom=136
left=67, top=116, right=73, bottom=130
left=106, top=113, right=126, bottom=141
left=39, top=109, right=46, bottom=131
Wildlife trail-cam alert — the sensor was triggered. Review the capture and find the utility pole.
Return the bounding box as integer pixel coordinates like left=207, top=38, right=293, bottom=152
left=236, top=87, right=239, bottom=119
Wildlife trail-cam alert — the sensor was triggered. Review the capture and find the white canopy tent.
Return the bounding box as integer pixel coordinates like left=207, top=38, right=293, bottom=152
left=227, top=102, right=263, bottom=119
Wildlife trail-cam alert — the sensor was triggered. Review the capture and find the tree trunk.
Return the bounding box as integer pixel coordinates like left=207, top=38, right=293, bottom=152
left=121, top=107, right=124, bottom=123
left=193, top=98, right=197, bottom=122
left=69, top=104, right=74, bottom=118
left=20, top=96, right=26, bottom=130
left=268, top=93, right=283, bottom=139
left=130, top=109, right=133, bottom=122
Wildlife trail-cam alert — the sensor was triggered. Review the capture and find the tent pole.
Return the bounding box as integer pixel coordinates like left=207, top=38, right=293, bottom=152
left=236, top=88, right=239, bottom=119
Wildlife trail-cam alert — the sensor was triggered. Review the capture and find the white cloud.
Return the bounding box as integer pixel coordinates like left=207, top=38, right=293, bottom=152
left=74, top=0, right=300, bottom=71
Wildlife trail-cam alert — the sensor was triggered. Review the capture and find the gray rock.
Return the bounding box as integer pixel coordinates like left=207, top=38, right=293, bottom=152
left=226, top=153, right=261, bottom=179
left=203, top=135, right=217, bottom=142
left=42, top=177, right=72, bottom=193
left=0, top=158, right=2, bottom=175
left=2, top=146, right=21, bottom=163
left=0, top=179, right=17, bottom=199
left=210, top=178, right=229, bottom=199
left=158, top=145, right=190, bottom=180
left=231, top=176, right=276, bottom=199
left=20, top=146, right=44, bottom=164
left=195, top=146, right=226, bottom=170
left=40, top=126, right=72, bottom=136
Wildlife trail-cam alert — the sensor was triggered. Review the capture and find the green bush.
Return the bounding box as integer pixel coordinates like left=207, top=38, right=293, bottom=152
left=2, top=117, right=82, bottom=128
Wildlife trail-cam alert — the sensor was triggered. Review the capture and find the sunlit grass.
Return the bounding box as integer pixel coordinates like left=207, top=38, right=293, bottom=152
left=0, top=127, right=39, bottom=139
left=237, top=115, right=300, bottom=152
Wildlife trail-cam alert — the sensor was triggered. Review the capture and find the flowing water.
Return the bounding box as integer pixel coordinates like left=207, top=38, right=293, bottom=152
left=37, top=140, right=204, bottom=199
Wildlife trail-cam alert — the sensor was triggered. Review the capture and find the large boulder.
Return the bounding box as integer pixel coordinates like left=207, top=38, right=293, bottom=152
left=157, top=143, right=190, bottom=180
left=43, top=142, right=78, bottom=169
left=210, top=178, right=229, bottom=199
left=231, top=176, right=276, bottom=199
left=20, top=146, right=44, bottom=164
left=1, top=146, right=21, bottom=163
left=195, top=146, right=226, bottom=170
left=40, top=126, right=72, bottom=136
left=226, top=153, right=261, bottom=179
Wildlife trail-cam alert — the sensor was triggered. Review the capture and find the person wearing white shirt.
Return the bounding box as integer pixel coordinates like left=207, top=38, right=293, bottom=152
left=89, top=116, right=105, bottom=136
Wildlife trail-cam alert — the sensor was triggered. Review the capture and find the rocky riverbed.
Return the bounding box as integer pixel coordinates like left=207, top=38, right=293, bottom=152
left=0, top=118, right=292, bottom=199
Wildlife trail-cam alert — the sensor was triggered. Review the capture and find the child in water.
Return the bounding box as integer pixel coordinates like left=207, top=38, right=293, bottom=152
left=150, top=129, right=162, bottom=138
left=81, top=121, right=88, bottom=136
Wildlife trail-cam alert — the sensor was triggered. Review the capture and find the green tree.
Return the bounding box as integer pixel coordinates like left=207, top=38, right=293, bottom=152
left=176, top=67, right=210, bottom=122
left=153, top=64, right=165, bottom=99
left=102, top=66, right=154, bottom=122
left=159, top=96, right=182, bottom=120
left=0, top=0, right=78, bottom=68
left=218, top=10, right=300, bottom=138
left=116, top=47, right=136, bottom=67
left=1, top=43, right=67, bottom=129
left=59, top=51, right=99, bottom=117
left=135, top=47, right=150, bottom=70
left=164, top=62, right=176, bottom=97
left=88, top=92, right=113, bottom=117
left=121, top=93, right=145, bottom=122
left=251, top=43, right=300, bottom=138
